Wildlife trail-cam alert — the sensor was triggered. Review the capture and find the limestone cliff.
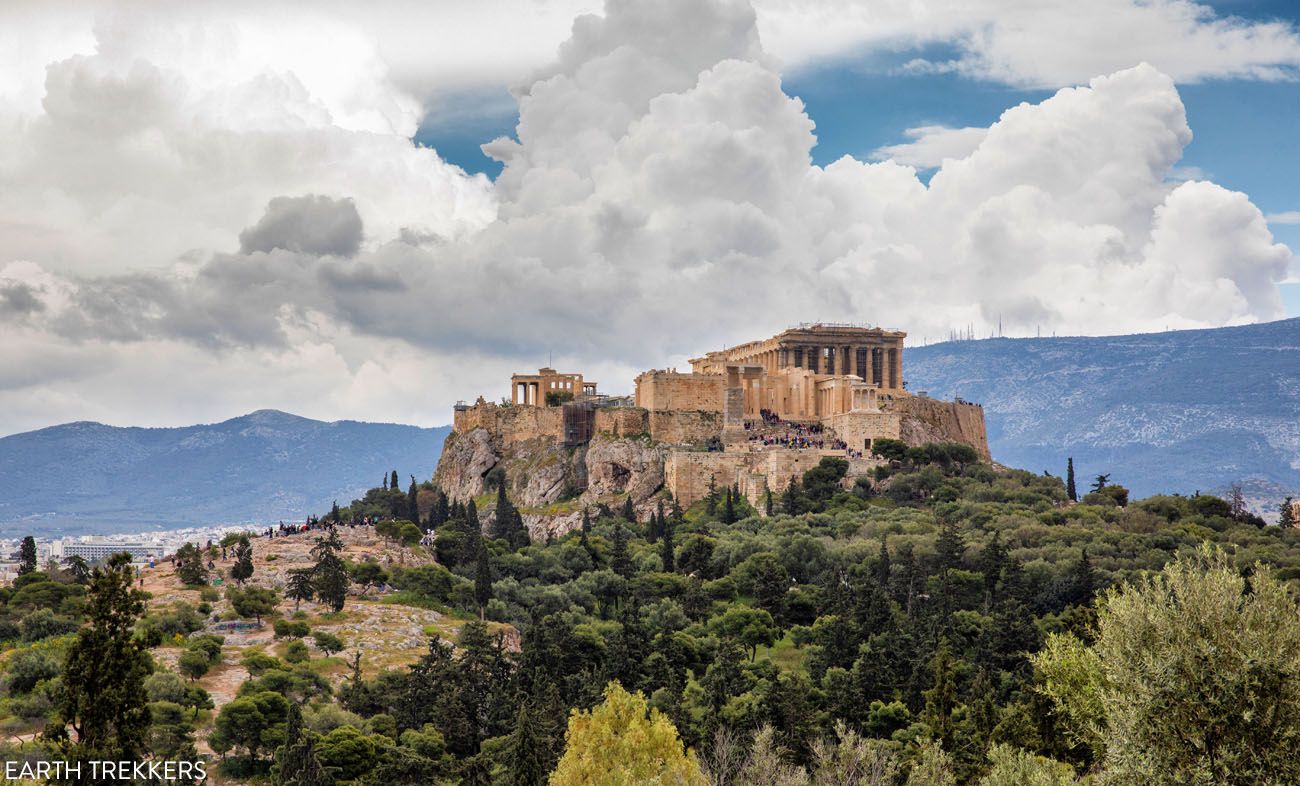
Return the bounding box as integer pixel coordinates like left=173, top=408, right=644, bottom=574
left=890, top=397, right=990, bottom=461
left=433, top=426, right=665, bottom=537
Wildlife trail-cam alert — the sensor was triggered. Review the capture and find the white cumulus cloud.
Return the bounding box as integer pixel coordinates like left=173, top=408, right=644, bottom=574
left=0, top=0, right=1293, bottom=437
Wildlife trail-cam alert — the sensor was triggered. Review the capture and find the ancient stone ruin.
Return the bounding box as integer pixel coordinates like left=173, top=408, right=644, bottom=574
left=435, top=323, right=988, bottom=536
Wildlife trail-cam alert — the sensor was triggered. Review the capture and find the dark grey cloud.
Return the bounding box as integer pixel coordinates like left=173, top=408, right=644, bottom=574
left=0, top=282, right=45, bottom=317
left=238, top=195, right=364, bottom=257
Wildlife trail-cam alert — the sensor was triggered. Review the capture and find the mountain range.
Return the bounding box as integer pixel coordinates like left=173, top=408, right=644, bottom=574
left=0, top=410, right=450, bottom=538
left=905, top=317, right=1300, bottom=510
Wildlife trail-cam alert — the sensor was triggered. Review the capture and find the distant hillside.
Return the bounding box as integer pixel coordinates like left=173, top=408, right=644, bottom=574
left=905, top=318, right=1300, bottom=507
left=0, top=410, right=450, bottom=538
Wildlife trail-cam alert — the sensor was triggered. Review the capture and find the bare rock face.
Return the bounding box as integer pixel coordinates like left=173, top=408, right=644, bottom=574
left=433, top=428, right=498, bottom=501
left=584, top=435, right=665, bottom=504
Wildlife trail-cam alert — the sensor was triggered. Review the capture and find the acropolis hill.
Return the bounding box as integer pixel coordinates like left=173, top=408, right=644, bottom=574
left=435, top=324, right=988, bottom=535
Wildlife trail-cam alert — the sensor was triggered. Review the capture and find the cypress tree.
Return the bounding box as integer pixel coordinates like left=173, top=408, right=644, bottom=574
left=1066, top=457, right=1078, bottom=502
left=876, top=536, right=891, bottom=586
left=660, top=516, right=675, bottom=573
left=764, top=486, right=774, bottom=517
left=272, top=702, right=332, bottom=786
left=621, top=495, right=636, bottom=523
left=579, top=509, right=592, bottom=554
left=382, top=473, right=389, bottom=491
left=407, top=477, right=419, bottom=523
left=18, top=535, right=36, bottom=575
left=391, top=469, right=400, bottom=491
left=721, top=487, right=737, bottom=524
left=705, top=476, right=718, bottom=516
left=1280, top=497, right=1296, bottom=529
left=475, top=547, right=492, bottom=621
left=782, top=476, right=803, bottom=516
left=611, top=524, right=633, bottom=578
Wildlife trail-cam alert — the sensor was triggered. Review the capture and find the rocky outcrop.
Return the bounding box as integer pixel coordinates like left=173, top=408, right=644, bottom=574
left=891, top=397, right=990, bottom=460
left=584, top=435, right=666, bottom=504
left=434, top=427, right=667, bottom=538
left=433, top=428, right=499, bottom=502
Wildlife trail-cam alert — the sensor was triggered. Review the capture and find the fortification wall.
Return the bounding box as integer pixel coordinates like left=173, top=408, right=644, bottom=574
left=823, top=411, right=902, bottom=452
left=451, top=402, right=565, bottom=445
left=665, top=448, right=884, bottom=508
left=889, top=397, right=990, bottom=460
left=635, top=371, right=725, bottom=412
left=650, top=410, right=722, bottom=445
left=595, top=407, right=650, bottom=438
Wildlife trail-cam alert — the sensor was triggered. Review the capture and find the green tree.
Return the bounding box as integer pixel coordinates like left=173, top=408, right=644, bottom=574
left=230, top=586, right=278, bottom=625
left=391, top=470, right=400, bottom=492
left=977, top=744, right=1076, bottom=786
left=286, top=568, right=316, bottom=610
left=230, top=535, right=255, bottom=585
left=1280, top=497, right=1296, bottom=528
left=711, top=604, right=778, bottom=661
left=906, top=738, right=955, bottom=786
left=660, top=514, right=675, bottom=573
left=313, top=631, right=344, bottom=656
left=474, top=546, right=492, bottom=620
left=175, top=542, right=209, bottom=586
left=177, top=648, right=211, bottom=682
left=1035, top=544, right=1300, bottom=786
left=63, top=554, right=91, bottom=584
left=1065, top=458, right=1078, bottom=502
left=407, top=476, right=420, bottom=523
left=921, top=641, right=958, bottom=750
left=721, top=487, right=737, bottom=524
left=502, top=701, right=551, bottom=786
left=611, top=524, right=633, bottom=578
left=549, top=682, right=704, bottom=786
left=312, top=529, right=351, bottom=613
left=18, top=535, right=37, bottom=575
left=45, top=552, right=154, bottom=769
left=622, top=495, right=637, bottom=523
left=273, top=702, right=335, bottom=786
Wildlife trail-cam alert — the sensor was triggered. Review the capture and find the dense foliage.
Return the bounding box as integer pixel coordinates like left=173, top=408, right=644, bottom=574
left=3, top=443, right=1299, bottom=785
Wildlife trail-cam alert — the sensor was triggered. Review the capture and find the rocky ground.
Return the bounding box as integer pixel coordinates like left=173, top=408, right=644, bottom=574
left=138, top=525, right=482, bottom=767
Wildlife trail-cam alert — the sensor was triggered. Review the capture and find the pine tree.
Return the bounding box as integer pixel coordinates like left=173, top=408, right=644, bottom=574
left=286, top=569, right=315, bottom=610
left=622, top=496, right=636, bottom=523
left=47, top=553, right=153, bottom=765
left=230, top=535, right=255, bottom=585
left=475, top=547, right=492, bottom=621
left=611, top=524, right=633, bottom=578
left=1066, top=457, right=1078, bottom=502
left=1282, top=497, right=1297, bottom=529
left=660, top=515, right=675, bottom=573
left=502, top=701, right=550, bottom=786
left=176, top=543, right=209, bottom=586
left=18, top=535, right=36, bottom=575
left=311, top=529, right=350, bottom=613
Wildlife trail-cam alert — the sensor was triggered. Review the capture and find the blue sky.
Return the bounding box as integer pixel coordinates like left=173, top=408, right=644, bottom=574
left=416, top=1, right=1300, bottom=316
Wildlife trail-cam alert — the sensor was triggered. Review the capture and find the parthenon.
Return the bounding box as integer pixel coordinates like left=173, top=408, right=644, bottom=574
left=636, top=323, right=907, bottom=429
